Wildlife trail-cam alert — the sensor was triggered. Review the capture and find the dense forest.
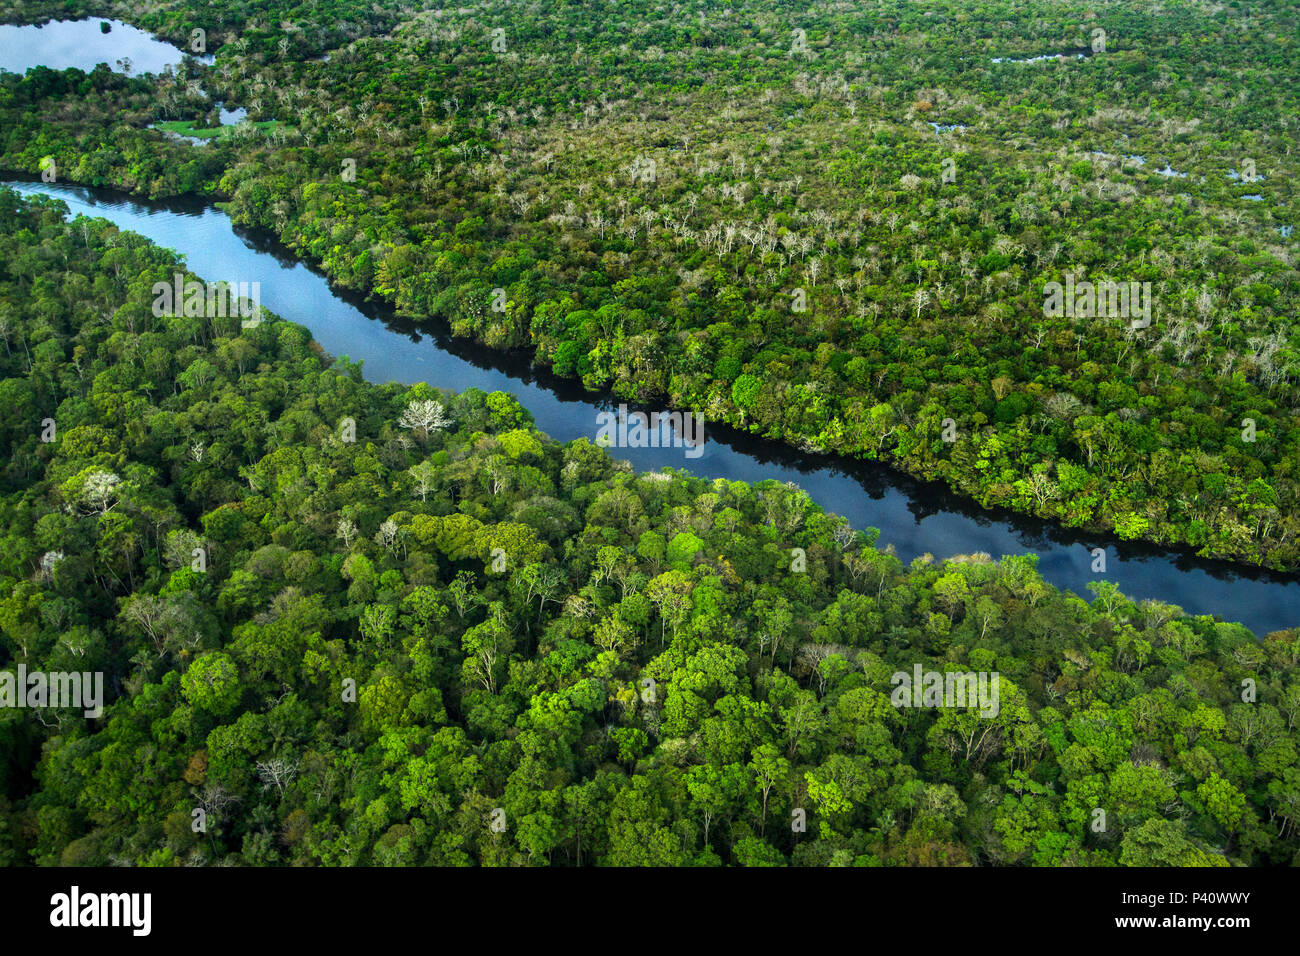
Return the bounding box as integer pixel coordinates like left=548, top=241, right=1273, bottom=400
left=1, top=0, right=1296, bottom=571
left=2, top=189, right=1298, bottom=867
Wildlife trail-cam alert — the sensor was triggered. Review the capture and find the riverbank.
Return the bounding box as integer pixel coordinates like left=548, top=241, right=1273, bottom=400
left=9, top=176, right=1299, bottom=636
left=4, top=6, right=1295, bottom=575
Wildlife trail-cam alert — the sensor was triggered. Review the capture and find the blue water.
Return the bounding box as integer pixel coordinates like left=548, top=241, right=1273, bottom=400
left=8, top=179, right=1299, bottom=636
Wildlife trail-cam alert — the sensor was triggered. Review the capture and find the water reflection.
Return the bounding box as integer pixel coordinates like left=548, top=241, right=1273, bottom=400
left=0, top=18, right=208, bottom=75
left=5, top=176, right=1299, bottom=635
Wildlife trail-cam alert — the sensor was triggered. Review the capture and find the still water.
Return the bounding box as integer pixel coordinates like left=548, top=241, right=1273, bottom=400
left=7, top=178, right=1299, bottom=636
left=0, top=18, right=204, bottom=76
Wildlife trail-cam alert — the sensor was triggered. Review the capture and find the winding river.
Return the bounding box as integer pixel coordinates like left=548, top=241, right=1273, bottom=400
left=7, top=177, right=1300, bottom=637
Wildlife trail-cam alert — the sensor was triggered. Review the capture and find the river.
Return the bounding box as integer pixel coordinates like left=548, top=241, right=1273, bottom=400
left=7, top=178, right=1299, bottom=636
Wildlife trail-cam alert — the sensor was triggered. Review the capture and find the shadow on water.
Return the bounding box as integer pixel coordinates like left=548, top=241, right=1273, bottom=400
left=6, top=174, right=1300, bottom=635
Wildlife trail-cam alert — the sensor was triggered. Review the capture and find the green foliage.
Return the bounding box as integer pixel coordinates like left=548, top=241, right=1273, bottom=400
left=8, top=0, right=1298, bottom=569
left=1, top=0, right=1299, bottom=866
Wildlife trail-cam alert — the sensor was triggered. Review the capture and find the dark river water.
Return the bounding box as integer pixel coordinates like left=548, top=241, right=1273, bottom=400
left=7, top=178, right=1300, bottom=636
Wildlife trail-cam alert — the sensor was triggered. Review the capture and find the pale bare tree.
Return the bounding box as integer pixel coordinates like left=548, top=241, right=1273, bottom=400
left=79, top=470, right=122, bottom=515
left=399, top=399, right=451, bottom=438
left=409, top=460, right=437, bottom=502
left=256, top=758, right=300, bottom=796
